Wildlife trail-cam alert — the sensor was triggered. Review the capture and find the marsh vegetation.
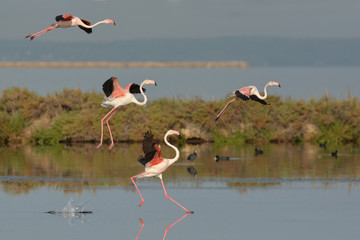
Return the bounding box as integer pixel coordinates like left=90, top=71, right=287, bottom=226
left=0, top=87, right=359, bottom=146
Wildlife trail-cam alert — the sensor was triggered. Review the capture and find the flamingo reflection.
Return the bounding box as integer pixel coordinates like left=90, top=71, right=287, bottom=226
left=134, top=212, right=191, bottom=240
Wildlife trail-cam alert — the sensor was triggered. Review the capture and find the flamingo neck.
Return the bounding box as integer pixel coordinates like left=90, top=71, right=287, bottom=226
left=164, top=132, right=180, bottom=166
left=132, top=80, right=148, bottom=106
left=255, top=82, right=271, bottom=100
left=80, top=20, right=108, bottom=28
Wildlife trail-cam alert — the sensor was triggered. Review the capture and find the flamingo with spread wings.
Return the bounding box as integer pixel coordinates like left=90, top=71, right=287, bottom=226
left=131, top=130, right=193, bottom=213
left=215, top=81, right=281, bottom=121
left=97, top=77, right=157, bottom=150
left=25, top=14, right=115, bottom=40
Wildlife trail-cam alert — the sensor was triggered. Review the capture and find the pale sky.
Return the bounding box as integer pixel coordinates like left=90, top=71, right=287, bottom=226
left=1, top=0, right=360, bottom=42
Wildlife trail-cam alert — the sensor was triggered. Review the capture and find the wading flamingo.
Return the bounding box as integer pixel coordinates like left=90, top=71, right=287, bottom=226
left=25, top=14, right=115, bottom=40
left=131, top=130, right=194, bottom=213
left=215, top=81, right=281, bottom=121
left=97, top=77, right=157, bottom=150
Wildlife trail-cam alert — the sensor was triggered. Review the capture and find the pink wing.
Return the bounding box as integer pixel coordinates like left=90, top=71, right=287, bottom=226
left=147, top=155, right=164, bottom=167
left=123, top=83, right=145, bottom=94
left=238, top=86, right=252, bottom=97
left=55, top=14, right=73, bottom=22
left=78, top=18, right=92, bottom=34
left=122, top=83, right=134, bottom=93
left=102, top=77, right=126, bottom=98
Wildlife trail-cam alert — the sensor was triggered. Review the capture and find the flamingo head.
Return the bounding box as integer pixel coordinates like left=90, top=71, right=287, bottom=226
left=143, top=79, right=157, bottom=86
left=269, top=81, right=281, bottom=88
left=167, top=130, right=180, bottom=136
left=104, top=19, right=116, bottom=25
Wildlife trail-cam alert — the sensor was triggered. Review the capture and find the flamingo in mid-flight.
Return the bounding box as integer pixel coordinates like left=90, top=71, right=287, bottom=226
left=97, top=77, right=157, bottom=150
left=215, top=81, right=281, bottom=121
left=131, top=130, right=194, bottom=213
left=25, top=14, right=115, bottom=40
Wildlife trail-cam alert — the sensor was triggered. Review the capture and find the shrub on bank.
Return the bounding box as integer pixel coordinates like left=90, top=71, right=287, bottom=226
left=0, top=87, right=359, bottom=146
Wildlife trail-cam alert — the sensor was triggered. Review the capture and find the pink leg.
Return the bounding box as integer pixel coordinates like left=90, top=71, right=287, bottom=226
left=105, top=108, right=118, bottom=150
left=131, top=172, right=149, bottom=207
left=25, top=26, right=57, bottom=40
left=160, top=177, right=193, bottom=213
left=134, top=218, right=144, bottom=240
left=97, top=107, right=117, bottom=149
left=162, top=212, right=191, bottom=240
left=215, top=98, right=236, bottom=122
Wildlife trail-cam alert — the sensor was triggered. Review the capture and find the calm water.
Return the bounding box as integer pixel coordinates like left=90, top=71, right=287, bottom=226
left=1, top=66, right=360, bottom=239
left=1, top=67, right=360, bottom=100
left=0, top=143, right=360, bottom=239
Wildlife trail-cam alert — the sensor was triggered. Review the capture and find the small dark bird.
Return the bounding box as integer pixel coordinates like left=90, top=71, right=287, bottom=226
left=255, top=148, right=263, bottom=156
left=331, top=150, right=338, bottom=158
left=187, top=167, right=198, bottom=179
left=214, top=155, right=230, bottom=162
left=187, top=151, right=197, bottom=161
left=319, top=142, right=327, bottom=149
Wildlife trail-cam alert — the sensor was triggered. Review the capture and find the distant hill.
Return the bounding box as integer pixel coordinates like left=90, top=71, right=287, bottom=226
left=1, top=37, right=360, bottom=66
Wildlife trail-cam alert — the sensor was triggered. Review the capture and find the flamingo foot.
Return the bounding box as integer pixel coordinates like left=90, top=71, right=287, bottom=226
left=187, top=210, right=194, bottom=214
left=139, top=200, right=144, bottom=207
left=96, top=143, right=103, bottom=149
left=25, top=35, right=36, bottom=41
left=109, top=143, right=114, bottom=150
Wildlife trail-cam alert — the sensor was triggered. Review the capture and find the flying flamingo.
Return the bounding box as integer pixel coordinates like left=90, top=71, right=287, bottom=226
left=97, top=77, right=157, bottom=150
left=25, top=14, right=115, bottom=40
left=131, top=130, right=194, bottom=213
left=215, top=81, right=281, bottom=121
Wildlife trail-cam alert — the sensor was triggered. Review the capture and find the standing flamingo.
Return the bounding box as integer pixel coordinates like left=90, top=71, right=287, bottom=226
left=215, top=81, right=281, bottom=121
left=131, top=130, right=194, bottom=213
left=25, top=14, right=115, bottom=40
left=97, top=77, right=157, bottom=150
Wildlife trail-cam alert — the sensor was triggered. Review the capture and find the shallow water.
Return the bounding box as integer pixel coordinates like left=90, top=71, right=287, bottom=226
left=0, top=143, right=359, bottom=239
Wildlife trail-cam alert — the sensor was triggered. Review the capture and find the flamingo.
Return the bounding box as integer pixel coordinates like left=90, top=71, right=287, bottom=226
left=97, top=77, right=157, bottom=150
left=215, top=81, right=281, bottom=121
left=25, top=14, right=115, bottom=40
left=131, top=130, right=194, bottom=213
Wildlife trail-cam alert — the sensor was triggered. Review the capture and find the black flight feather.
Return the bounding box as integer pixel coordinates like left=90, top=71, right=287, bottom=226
left=55, top=15, right=64, bottom=22
left=78, top=19, right=92, bottom=34
left=250, top=95, right=269, bottom=105
left=102, top=78, right=114, bottom=97
left=129, top=83, right=146, bottom=94
left=138, top=155, right=148, bottom=166
left=137, top=131, right=158, bottom=166
left=235, top=90, right=250, bottom=101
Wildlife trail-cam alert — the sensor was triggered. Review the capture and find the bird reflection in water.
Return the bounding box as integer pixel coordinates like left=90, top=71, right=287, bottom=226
left=134, top=212, right=191, bottom=240
left=187, top=167, right=198, bottom=179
